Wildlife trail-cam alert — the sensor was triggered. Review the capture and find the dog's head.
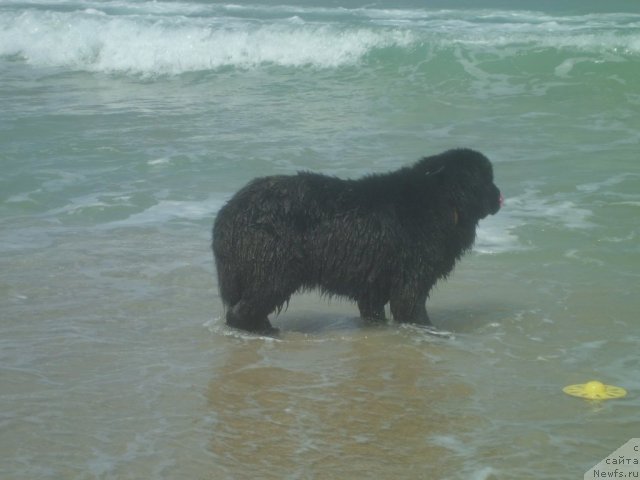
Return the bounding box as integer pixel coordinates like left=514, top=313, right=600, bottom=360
left=421, top=148, right=503, bottom=222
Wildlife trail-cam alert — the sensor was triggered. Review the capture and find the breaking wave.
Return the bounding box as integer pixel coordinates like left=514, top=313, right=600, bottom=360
left=1, top=2, right=639, bottom=75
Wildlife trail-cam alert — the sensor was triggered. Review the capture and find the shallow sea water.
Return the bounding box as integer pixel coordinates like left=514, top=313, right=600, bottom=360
left=1, top=1, right=640, bottom=478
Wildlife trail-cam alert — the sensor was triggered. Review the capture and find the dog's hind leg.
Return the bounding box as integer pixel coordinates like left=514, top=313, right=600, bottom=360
left=226, top=298, right=279, bottom=335
left=357, top=296, right=387, bottom=323
left=225, top=279, right=299, bottom=335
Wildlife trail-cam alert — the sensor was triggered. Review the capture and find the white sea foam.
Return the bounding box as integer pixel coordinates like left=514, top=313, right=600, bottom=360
left=575, top=173, right=639, bottom=194
left=505, top=189, right=594, bottom=230
left=147, top=158, right=171, bottom=166
left=104, top=198, right=224, bottom=227
left=0, top=8, right=415, bottom=74
left=1, top=4, right=638, bottom=75
left=41, top=190, right=224, bottom=228
left=474, top=188, right=597, bottom=254
left=475, top=214, right=522, bottom=255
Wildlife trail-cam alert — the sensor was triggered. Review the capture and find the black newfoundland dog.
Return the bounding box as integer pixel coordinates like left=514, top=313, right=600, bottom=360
left=213, top=148, right=502, bottom=334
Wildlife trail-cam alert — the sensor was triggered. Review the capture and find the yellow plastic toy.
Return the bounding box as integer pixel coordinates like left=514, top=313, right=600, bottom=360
left=563, top=380, right=627, bottom=400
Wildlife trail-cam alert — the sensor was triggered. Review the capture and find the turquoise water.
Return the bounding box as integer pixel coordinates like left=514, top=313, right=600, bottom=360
left=1, top=1, right=639, bottom=478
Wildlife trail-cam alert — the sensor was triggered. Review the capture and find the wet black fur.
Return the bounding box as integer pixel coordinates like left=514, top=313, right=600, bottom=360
left=212, top=148, right=501, bottom=334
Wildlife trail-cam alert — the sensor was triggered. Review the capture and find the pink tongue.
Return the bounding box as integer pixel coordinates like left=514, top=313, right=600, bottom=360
left=499, top=193, right=504, bottom=207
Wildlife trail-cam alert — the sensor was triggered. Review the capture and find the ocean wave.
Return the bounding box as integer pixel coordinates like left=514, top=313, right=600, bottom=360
left=506, top=189, right=595, bottom=230
left=1, top=3, right=639, bottom=75
left=0, top=8, right=415, bottom=74
left=474, top=187, right=599, bottom=255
